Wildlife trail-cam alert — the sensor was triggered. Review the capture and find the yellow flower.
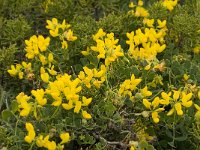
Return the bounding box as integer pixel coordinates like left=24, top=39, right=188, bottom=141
left=62, top=100, right=73, bottom=110
left=22, top=61, right=32, bottom=70
left=8, top=65, right=18, bottom=76
left=61, top=40, right=68, bottom=49
left=50, top=27, right=59, bottom=37
left=83, top=67, right=93, bottom=78
left=46, top=18, right=58, bottom=30
left=152, top=111, right=159, bottom=123
left=143, top=18, right=154, bottom=27
left=74, top=101, right=82, bottom=113
left=40, top=67, right=49, bottom=83
left=157, top=19, right=166, bottom=28
left=48, top=65, right=57, bottom=76
left=38, top=35, right=50, bottom=52
left=39, top=54, right=48, bottom=65
left=60, top=132, right=70, bottom=144
left=41, top=72, right=49, bottom=83
left=138, top=0, right=143, bottom=6
left=81, top=47, right=90, bottom=56
left=16, top=92, right=31, bottom=117
left=183, top=74, right=189, bottom=81
left=174, top=102, right=183, bottom=115
left=140, top=86, right=152, bottom=97
left=64, top=29, right=77, bottom=41
left=19, top=102, right=32, bottom=117
left=46, top=18, right=60, bottom=37
left=193, top=46, right=200, bottom=54
left=162, top=0, right=178, bottom=11
left=129, top=2, right=135, bottom=8
left=18, top=72, right=24, bottom=79
left=130, top=145, right=135, bottom=150
left=82, top=96, right=92, bottom=106
left=160, top=92, right=171, bottom=105
left=31, top=89, right=47, bottom=106
left=82, top=110, right=92, bottom=119
left=130, top=74, right=142, bottom=90
left=173, top=90, right=180, bottom=101
left=181, top=92, right=193, bottom=107
left=143, top=99, right=151, bottom=109
left=51, top=92, right=62, bottom=106
left=92, top=28, right=106, bottom=41
left=48, top=53, right=54, bottom=63
left=143, top=97, right=161, bottom=110
left=167, top=108, right=175, bottom=116
left=24, top=122, right=36, bottom=144
left=36, top=135, right=45, bottom=147
left=135, top=6, right=149, bottom=17
left=43, top=135, right=57, bottom=150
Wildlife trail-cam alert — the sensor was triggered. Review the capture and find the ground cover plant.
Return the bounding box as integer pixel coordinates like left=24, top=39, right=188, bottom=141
left=1, top=0, right=200, bottom=149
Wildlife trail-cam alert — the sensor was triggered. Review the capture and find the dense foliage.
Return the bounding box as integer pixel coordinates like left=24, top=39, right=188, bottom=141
left=1, top=0, right=200, bottom=149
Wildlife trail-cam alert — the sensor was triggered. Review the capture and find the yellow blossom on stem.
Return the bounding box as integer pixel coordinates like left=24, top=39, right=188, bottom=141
left=74, top=101, right=82, bottom=113
left=135, top=6, right=149, bottom=17
left=48, top=53, right=54, bottom=63
left=36, top=135, right=45, bottom=147
left=138, top=0, right=143, bottom=6
left=16, top=92, right=32, bottom=117
left=129, top=2, right=135, bottom=8
left=157, top=19, right=167, bottom=28
left=82, top=110, right=92, bottom=119
left=82, top=96, right=92, bottom=106
left=140, top=86, right=152, bottom=97
left=143, top=97, right=163, bottom=123
left=31, top=89, right=47, bottom=106
left=62, top=100, right=73, bottom=110
left=151, top=111, right=159, bottom=123
left=160, top=92, right=171, bottom=105
left=60, top=132, right=70, bottom=144
left=40, top=67, right=49, bottom=83
left=64, top=29, right=77, bottom=41
left=48, top=65, right=57, bottom=76
left=24, top=122, right=36, bottom=144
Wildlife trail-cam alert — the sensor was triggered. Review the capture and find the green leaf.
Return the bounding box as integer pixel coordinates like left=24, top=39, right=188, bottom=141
left=87, top=54, right=99, bottom=67
left=140, top=140, right=148, bottom=148
left=2, top=109, right=12, bottom=121
left=104, top=102, right=116, bottom=117
left=80, top=58, right=89, bottom=66
left=11, top=100, right=18, bottom=113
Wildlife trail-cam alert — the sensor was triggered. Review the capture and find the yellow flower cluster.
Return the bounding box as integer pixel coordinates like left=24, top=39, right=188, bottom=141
left=162, top=0, right=178, bottom=11
left=128, top=0, right=149, bottom=17
left=140, top=86, right=152, bottom=98
left=16, top=92, right=31, bottom=117
left=25, top=35, right=50, bottom=59
left=7, top=62, right=32, bottom=80
left=24, top=122, right=70, bottom=150
left=143, top=89, right=193, bottom=123
left=78, top=65, right=106, bottom=89
left=46, top=18, right=77, bottom=49
left=81, top=28, right=124, bottom=66
left=143, top=97, right=164, bottom=123
left=45, top=73, right=92, bottom=119
left=161, top=90, right=193, bottom=116
left=126, top=19, right=167, bottom=61
left=119, top=74, right=142, bottom=100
